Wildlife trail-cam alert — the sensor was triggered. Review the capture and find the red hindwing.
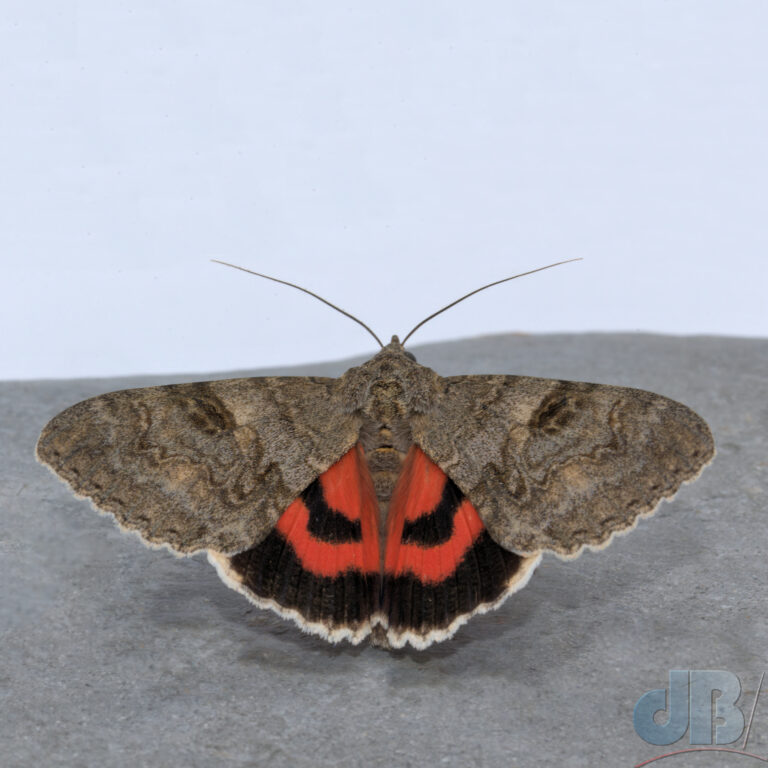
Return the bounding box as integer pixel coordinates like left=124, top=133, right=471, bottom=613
left=221, top=443, right=530, bottom=647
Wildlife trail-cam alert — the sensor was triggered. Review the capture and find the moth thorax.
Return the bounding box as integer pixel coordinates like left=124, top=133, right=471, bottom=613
left=365, top=381, right=409, bottom=422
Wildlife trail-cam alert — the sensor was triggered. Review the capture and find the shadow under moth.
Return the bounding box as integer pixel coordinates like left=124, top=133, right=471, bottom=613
left=36, top=262, right=715, bottom=649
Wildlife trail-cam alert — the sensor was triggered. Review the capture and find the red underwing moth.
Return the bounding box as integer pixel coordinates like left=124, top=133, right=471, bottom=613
left=36, top=261, right=715, bottom=649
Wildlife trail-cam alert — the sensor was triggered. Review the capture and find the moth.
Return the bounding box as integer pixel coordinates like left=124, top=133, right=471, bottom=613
left=36, top=261, right=715, bottom=649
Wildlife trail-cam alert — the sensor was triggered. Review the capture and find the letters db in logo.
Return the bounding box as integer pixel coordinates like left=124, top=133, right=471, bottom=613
left=635, top=670, right=745, bottom=745
left=634, top=670, right=766, bottom=765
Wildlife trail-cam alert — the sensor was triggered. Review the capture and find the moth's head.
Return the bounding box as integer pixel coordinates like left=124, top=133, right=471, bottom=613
left=365, top=335, right=425, bottom=379
left=385, top=335, right=416, bottom=362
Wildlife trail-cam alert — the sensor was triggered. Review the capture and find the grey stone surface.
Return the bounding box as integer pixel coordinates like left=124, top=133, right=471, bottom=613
left=1, top=333, right=766, bottom=768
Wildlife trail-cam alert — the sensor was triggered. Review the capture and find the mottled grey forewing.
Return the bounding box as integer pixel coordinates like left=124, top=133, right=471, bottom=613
left=412, top=375, right=714, bottom=557
left=36, top=377, right=360, bottom=555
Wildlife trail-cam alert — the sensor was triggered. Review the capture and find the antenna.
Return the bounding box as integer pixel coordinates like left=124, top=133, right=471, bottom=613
left=401, top=258, right=582, bottom=345
left=211, top=260, right=384, bottom=348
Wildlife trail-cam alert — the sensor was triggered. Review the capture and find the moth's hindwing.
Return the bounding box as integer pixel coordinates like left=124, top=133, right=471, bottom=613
left=379, top=446, right=541, bottom=649
left=209, top=444, right=381, bottom=645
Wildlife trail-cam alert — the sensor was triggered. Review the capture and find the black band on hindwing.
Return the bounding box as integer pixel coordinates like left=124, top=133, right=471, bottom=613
left=400, top=477, right=464, bottom=547
left=301, top=478, right=362, bottom=543
left=382, top=531, right=522, bottom=631
left=229, top=531, right=379, bottom=626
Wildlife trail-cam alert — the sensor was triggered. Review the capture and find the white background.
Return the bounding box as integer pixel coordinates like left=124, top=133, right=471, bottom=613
left=2, top=1, right=766, bottom=380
